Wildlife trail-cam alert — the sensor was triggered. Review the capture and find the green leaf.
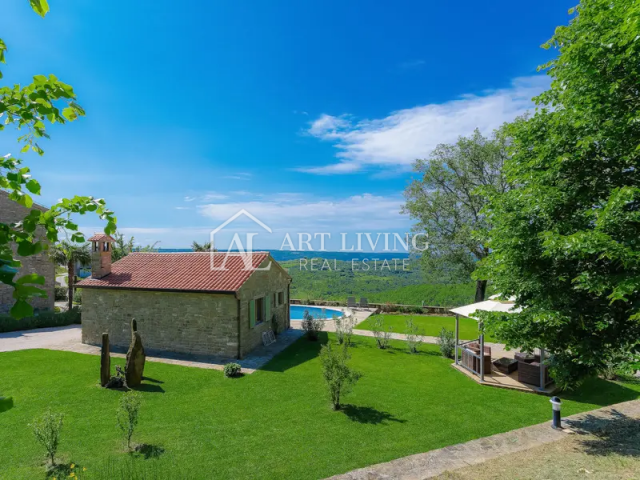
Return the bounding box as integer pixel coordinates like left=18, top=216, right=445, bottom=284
left=10, top=300, right=33, bottom=320
left=13, top=284, right=47, bottom=298
left=62, top=107, right=78, bottom=121
left=26, top=179, right=41, bottom=195
left=17, top=194, right=33, bottom=209
left=29, top=0, right=50, bottom=18
left=15, top=273, right=45, bottom=285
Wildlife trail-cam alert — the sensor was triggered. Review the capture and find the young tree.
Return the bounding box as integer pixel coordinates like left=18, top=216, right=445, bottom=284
left=403, top=129, right=509, bottom=302
left=30, top=409, right=64, bottom=466
left=476, top=0, right=640, bottom=387
left=49, top=241, right=90, bottom=311
left=1, top=2, right=116, bottom=319
left=319, top=342, right=361, bottom=410
left=116, top=391, right=142, bottom=451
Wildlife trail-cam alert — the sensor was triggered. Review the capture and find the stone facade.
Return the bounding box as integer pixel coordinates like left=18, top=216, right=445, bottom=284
left=81, top=256, right=291, bottom=359
left=237, top=258, right=291, bottom=357
left=0, top=190, right=55, bottom=315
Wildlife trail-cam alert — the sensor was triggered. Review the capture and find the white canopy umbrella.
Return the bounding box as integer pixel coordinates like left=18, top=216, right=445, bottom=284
left=450, top=298, right=522, bottom=318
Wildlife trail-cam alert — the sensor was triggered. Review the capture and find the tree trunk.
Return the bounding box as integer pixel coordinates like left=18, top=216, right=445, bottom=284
left=475, top=279, right=487, bottom=303
left=68, top=260, right=74, bottom=311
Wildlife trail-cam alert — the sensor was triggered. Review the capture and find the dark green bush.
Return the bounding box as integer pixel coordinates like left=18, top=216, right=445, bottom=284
left=54, top=286, right=68, bottom=301
left=223, top=363, right=242, bottom=378
left=0, top=307, right=81, bottom=333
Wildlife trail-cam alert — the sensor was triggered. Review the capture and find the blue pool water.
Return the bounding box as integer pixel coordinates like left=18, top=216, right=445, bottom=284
left=290, top=305, right=344, bottom=320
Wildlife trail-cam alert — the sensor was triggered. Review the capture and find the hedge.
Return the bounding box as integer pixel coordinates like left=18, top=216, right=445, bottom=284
left=0, top=307, right=81, bottom=334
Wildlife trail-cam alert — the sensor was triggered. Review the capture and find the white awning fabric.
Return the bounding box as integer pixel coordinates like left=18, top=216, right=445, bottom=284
left=450, top=298, right=522, bottom=319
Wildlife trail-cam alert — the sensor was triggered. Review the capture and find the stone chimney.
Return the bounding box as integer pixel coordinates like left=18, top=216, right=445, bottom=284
left=88, top=233, right=116, bottom=279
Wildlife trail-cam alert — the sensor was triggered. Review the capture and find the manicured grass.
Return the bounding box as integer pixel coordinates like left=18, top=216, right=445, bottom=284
left=1, top=336, right=638, bottom=479
left=356, top=314, right=496, bottom=342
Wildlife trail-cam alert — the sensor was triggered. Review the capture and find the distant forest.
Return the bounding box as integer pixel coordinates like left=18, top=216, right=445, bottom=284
left=282, top=259, right=476, bottom=307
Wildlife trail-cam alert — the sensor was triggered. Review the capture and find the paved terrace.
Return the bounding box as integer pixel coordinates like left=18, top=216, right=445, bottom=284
left=0, top=325, right=304, bottom=374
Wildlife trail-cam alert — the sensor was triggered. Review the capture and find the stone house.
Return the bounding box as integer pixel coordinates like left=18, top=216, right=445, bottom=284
left=0, top=190, right=55, bottom=315
left=77, top=235, right=292, bottom=359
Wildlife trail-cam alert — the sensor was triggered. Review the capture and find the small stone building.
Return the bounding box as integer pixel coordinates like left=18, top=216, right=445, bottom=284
left=77, top=235, right=291, bottom=359
left=0, top=190, right=55, bottom=315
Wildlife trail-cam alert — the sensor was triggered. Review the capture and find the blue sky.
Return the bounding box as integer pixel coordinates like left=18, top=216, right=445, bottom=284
left=0, top=0, right=575, bottom=250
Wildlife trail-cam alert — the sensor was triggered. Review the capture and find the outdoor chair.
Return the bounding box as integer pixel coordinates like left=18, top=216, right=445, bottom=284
left=517, top=361, right=550, bottom=387
left=462, top=342, right=492, bottom=375
left=514, top=352, right=541, bottom=364
left=359, top=297, right=368, bottom=308
left=347, top=297, right=357, bottom=308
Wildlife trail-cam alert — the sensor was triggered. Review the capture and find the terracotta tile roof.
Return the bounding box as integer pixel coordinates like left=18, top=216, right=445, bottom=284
left=88, top=233, right=117, bottom=242
left=76, top=252, right=271, bottom=293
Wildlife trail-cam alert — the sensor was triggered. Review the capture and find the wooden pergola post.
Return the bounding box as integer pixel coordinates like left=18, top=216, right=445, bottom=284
left=479, top=331, right=485, bottom=382
left=539, top=348, right=546, bottom=391
left=454, top=314, right=459, bottom=365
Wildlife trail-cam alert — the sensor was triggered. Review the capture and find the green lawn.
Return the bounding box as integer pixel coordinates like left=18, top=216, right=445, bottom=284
left=356, top=314, right=496, bottom=342
left=1, top=337, right=638, bottom=479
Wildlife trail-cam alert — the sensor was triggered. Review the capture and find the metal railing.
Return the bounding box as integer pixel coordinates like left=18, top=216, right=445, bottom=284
left=454, top=336, right=487, bottom=381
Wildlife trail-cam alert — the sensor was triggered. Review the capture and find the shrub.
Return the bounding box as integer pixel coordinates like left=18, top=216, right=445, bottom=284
left=437, top=327, right=455, bottom=358
left=319, top=342, right=362, bottom=410
left=0, top=307, right=81, bottom=334
left=301, top=310, right=324, bottom=341
left=54, top=286, right=68, bottom=301
left=30, top=409, right=64, bottom=465
left=405, top=317, right=424, bottom=354
left=116, top=391, right=142, bottom=451
left=223, top=363, right=242, bottom=378
left=371, top=316, right=392, bottom=349
left=600, top=350, right=636, bottom=381
left=334, top=315, right=354, bottom=346
left=74, top=288, right=83, bottom=305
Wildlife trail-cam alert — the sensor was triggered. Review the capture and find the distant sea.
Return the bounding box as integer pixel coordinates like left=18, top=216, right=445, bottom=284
left=158, top=249, right=410, bottom=262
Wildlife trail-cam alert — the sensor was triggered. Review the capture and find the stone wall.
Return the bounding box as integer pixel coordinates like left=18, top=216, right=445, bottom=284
left=81, top=288, right=240, bottom=358
left=237, top=258, right=291, bottom=357
left=0, top=190, right=55, bottom=314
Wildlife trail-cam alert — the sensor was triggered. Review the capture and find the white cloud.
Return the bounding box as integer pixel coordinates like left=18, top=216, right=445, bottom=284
left=185, top=192, right=228, bottom=202
left=201, top=192, right=228, bottom=201
left=222, top=172, right=252, bottom=180
left=300, top=76, right=548, bottom=174
left=79, top=194, right=410, bottom=250
left=307, top=114, right=352, bottom=139
left=197, top=194, right=407, bottom=231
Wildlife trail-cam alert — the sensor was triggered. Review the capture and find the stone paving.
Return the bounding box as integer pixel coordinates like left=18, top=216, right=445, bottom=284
left=328, top=399, right=640, bottom=480
left=0, top=324, right=304, bottom=374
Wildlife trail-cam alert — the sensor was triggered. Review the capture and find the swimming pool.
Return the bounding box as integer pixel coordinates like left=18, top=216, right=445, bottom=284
left=290, top=305, right=345, bottom=320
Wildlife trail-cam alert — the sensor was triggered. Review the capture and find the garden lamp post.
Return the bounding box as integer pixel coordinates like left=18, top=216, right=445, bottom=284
left=550, top=396, right=562, bottom=429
